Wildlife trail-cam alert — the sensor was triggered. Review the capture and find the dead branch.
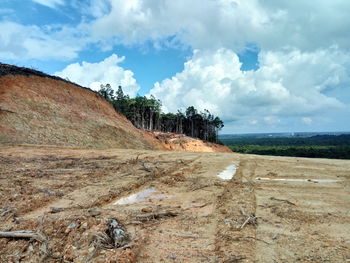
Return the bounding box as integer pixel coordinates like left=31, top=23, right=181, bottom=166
left=240, top=216, right=252, bottom=229
left=50, top=207, right=64, bottom=213
left=135, top=210, right=179, bottom=222
left=227, top=236, right=271, bottom=245
left=0, top=206, right=15, bottom=217
left=0, top=230, right=46, bottom=242
left=239, top=207, right=257, bottom=229
left=270, top=197, right=296, bottom=206
left=239, top=207, right=248, bottom=217
left=140, top=162, right=153, bottom=172
left=185, top=203, right=210, bottom=210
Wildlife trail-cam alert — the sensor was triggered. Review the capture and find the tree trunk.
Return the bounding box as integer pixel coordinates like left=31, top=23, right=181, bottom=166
left=149, top=109, right=153, bottom=131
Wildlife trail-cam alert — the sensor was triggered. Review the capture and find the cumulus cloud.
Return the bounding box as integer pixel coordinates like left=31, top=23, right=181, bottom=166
left=87, top=0, right=350, bottom=51
left=2, top=0, right=350, bottom=60
left=0, top=22, right=82, bottom=61
left=150, top=47, right=349, bottom=129
left=1, top=0, right=349, bottom=132
left=55, top=54, right=140, bottom=97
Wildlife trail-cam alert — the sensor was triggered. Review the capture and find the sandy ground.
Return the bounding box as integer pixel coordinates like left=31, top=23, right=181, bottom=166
left=0, top=146, right=349, bottom=262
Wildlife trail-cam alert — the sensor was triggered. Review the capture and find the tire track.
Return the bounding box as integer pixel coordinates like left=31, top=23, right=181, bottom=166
left=214, top=158, right=258, bottom=262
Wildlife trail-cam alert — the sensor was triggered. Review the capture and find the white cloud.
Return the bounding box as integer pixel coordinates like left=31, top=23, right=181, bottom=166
left=86, top=0, right=350, bottom=51
left=55, top=54, right=140, bottom=97
left=264, top=116, right=281, bottom=124
left=2, top=0, right=350, bottom=61
left=1, top=0, right=349, bottom=132
left=0, top=22, right=82, bottom=61
left=302, top=117, right=312, bottom=125
left=150, top=47, right=348, bottom=129
left=32, top=0, right=65, bottom=9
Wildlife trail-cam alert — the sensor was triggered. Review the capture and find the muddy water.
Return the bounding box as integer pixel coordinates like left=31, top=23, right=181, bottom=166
left=217, top=164, right=237, bottom=180
left=256, top=177, right=338, bottom=183
left=113, top=188, right=169, bottom=205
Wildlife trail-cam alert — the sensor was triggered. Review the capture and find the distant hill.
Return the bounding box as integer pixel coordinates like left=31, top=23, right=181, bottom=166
left=0, top=63, right=164, bottom=149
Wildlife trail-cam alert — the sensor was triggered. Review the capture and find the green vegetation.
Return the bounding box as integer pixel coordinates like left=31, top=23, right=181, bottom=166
left=220, top=134, right=350, bottom=159
left=98, top=84, right=224, bottom=143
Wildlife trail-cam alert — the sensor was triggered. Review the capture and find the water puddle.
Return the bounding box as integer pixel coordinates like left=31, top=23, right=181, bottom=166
left=217, top=164, right=237, bottom=180
left=256, top=177, right=338, bottom=183
left=113, top=188, right=169, bottom=205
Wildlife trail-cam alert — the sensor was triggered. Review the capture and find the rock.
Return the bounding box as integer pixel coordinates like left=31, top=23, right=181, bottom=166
left=107, top=218, right=129, bottom=247
left=88, top=208, right=101, bottom=217
left=167, top=253, right=177, bottom=260
left=27, top=244, right=34, bottom=252
left=68, top=221, right=77, bottom=228
left=141, top=207, right=153, bottom=213
left=50, top=207, right=63, bottom=213
left=43, top=189, right=64, bottom=197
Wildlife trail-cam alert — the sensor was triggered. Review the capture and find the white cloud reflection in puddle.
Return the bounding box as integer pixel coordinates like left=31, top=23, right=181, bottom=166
left=113, top=188, right=169, bottom=205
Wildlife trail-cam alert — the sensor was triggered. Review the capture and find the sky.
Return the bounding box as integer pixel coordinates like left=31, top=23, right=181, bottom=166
left=1, top=0, right=350, bottom=134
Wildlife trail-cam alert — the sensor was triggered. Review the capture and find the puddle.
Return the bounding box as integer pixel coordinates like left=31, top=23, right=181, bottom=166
left=256, top=177, right=338, bottom=183
left=217, top=164, right=237, bottom=180
left=113, top=188, right=169, bottom=205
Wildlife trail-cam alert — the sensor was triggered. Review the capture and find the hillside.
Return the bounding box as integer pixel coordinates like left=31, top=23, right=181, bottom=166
left=153, top=131, right=232, bottom=153
left=0, top=63, right=231, bottom=153
left=0, top=64, right=159, bottom=150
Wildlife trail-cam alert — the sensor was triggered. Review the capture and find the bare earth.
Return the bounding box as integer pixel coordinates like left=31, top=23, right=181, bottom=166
left=0, top=146, right=349, bottom=262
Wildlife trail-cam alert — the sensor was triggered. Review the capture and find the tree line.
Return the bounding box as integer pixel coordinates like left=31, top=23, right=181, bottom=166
left=221, top=134, right=350, bottom=159
left=98, top=84, right=224, bottom=143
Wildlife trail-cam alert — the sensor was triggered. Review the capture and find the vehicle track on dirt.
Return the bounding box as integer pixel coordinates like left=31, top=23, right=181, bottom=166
left=1, top=146, right=349, bottom=262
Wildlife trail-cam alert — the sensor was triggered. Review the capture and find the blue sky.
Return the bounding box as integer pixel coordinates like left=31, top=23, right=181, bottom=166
left=1, top=0, right=349, bottom=133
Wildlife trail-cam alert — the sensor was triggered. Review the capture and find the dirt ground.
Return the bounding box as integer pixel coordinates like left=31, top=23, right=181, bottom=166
left=0, top=146, right=349, bottom=262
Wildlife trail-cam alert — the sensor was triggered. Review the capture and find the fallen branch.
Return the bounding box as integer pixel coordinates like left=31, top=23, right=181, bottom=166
left=140, top=162, right=153, bottom=172
left=0, top=206, right=14, bottom=217
left=240, top=216, right=252, bottom=229
left=135, top=210, right=179, bottom=222
left=185, top=203, right=210, bottom=210
left=228, top=236, right=271, bottom=245
left=0, top=230, right=46, bottom=242
left=239, top=207, right=257, bottom=229
left=270, top=197, right=296, bottom=206
left=0, top=108, right=16, bottom=114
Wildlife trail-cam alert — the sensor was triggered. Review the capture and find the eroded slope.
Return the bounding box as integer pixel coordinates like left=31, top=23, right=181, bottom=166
left=0, top=72, right=163, bottom=150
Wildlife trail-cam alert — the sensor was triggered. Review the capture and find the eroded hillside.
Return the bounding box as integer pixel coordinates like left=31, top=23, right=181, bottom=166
left=153, top=131, right=232, bottom=153
left=0, top=64, right=162, bottom=149
left=0, top=64, right=231, bottom=153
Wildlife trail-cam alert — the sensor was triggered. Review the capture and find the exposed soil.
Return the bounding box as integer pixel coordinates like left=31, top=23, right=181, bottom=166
left=153, top=132, right=232, bottom=153
left=0, top=146, right=349, bottom=262
left=0, top=73, right=163, bottom=150
left=0, top=73, right=231, bottom=154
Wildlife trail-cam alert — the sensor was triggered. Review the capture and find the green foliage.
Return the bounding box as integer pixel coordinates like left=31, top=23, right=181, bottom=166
left=98, top=84, right=115, bottom=102
left=222, top=134, right=350, bottom=159
left=97, top=85, right=224, bottom=142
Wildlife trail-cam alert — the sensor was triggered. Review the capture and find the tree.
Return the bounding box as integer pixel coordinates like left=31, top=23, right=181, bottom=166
left=113, top=86, right=129, bottom=116
left=96, top=84, right=224, bottom=143
left=98, top=84, right=114, bottom=102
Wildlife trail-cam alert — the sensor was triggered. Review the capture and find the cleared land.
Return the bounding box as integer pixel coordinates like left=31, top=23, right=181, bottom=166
left=0, top=146, right=349, bottom=262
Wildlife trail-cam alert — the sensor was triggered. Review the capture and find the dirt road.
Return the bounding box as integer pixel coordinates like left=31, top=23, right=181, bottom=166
left=0, top=146, right=349, bottom=262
